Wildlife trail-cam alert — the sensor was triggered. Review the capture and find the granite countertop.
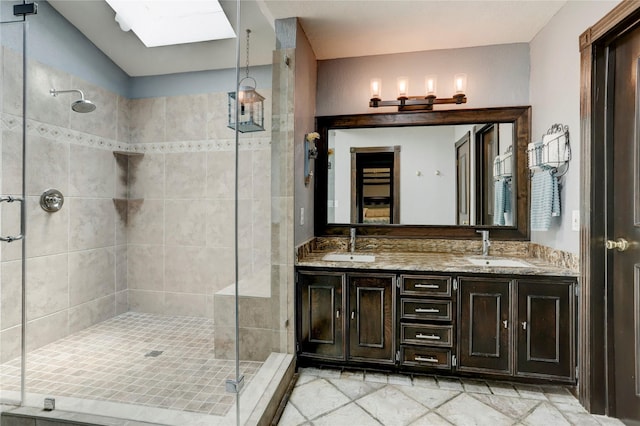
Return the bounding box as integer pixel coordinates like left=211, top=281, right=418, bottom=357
left=296, top=250, right=578, bottom=277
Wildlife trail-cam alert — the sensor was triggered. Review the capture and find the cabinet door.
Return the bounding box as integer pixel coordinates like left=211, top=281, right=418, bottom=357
left=298, top=271, right=345, bottom=360
left=458, top=277, right=511, bottom=374
left=348, top=274, right=395, bottom=363
left=516, top=279, right=575, bottom=380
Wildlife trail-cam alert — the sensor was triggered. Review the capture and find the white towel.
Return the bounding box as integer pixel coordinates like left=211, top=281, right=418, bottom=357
left=528, top=141, right=543, bottom=169
left=542, top=132, right=567, bottom=165
left=493, top=155, right=502, bottom=178
left=501, top=151, right=512, bottom=176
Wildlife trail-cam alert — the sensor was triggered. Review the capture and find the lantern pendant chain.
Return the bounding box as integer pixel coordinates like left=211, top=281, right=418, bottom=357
left=245, top=29, right=251, bottom=80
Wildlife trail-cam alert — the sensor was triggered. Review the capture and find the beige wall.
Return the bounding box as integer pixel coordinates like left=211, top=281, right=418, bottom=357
left=126, top=91, right=272, bottom=318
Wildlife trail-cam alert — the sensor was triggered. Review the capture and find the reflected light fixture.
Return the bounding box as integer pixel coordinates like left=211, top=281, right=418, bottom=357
left=369, top=74, right=467, bottom=111
left=228, top=29, right=265, bottom=133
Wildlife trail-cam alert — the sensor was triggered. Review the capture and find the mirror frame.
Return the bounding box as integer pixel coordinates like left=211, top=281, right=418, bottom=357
left=314, top=106, right=531, bottom=240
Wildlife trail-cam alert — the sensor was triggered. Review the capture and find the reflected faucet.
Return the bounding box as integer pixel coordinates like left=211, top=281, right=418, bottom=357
left=349, top=228, right=356, bottom=253
left=477, top=230, right=491, bottom=256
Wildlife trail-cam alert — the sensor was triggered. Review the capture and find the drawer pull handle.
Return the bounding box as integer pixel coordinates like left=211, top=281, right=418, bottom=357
left=416, top=333, right=441, bottom=340
left=503, top=320, right=508, bottom=329
left=336, top=310, right=340, bottom=319
left=415, top=356, right=439, bottom=363
left=522, top=321, right=527, bottom=330
left=415, top=308, right=440, bottom=314
left=415, top=283, right=439, bottom=289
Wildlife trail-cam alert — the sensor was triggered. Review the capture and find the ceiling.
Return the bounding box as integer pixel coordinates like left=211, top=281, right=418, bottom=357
left=48, top=0, right=567, bottom=77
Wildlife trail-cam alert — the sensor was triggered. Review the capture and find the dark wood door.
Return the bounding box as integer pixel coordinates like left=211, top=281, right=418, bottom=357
left=458, top=277, right=511, bottom=374
left=455, top=132, right=471, bottom=225
left=475, top=124, right=498, bottom=225
left=515, top=279, right=575, bottom=381
left=348, top=274, right=394, bottom=363
left=298, top=271, right=345, bottom=360
left=609, top=22, right=640, bottom=422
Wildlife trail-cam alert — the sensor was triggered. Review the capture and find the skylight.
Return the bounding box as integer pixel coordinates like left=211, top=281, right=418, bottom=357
left=105, top=0, right=236, bottom=48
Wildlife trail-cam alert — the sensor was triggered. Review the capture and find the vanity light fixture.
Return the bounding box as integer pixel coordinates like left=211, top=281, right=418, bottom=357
left=369, top=74, right=467, bottom=111
left=228, top=29, right=265, bottom=133
left=304, top=132, right=320, bottom=186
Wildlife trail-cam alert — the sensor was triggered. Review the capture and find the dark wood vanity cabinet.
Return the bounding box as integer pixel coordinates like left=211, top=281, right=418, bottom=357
left=515, top=278, right=575, bottom=380
left=457, top=276, right=576, bottom=382
left=399, top=274, right=455, bottom=371
left=457, top=277, right=511, bottom=374
left=297, top=267, right=576, bottom=383
left=297, top=271, right=345, bottom=360
left=296, top=270, right=395, bottom=365
left=348, top=274, right=395, bottom=363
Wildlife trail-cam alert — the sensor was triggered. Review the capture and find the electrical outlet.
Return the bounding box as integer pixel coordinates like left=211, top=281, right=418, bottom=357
left=300, top=207, right=304, bottom=225
left=571, top=210, right=580, bottom=231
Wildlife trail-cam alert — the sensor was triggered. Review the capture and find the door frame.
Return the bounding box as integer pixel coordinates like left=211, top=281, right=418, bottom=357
left=350, top=146, right=401, bottom=224
left=579, top=1, right=640, bottom=415
left=455, top=131, right=471, bottom=225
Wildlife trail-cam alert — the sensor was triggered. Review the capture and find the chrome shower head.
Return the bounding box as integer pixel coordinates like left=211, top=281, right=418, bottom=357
left=71, top=98, right=96, bottom=113
left=50, top=88, right=97, bottom=113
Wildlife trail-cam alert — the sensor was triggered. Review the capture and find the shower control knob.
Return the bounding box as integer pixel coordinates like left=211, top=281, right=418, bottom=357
left=40, top=189, right=64, bottom=212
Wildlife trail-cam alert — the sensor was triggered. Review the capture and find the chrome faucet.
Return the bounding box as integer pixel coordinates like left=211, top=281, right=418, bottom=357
left=477, top=230, right=491, bottom=256
left=349, top=227, right=356, bottom=253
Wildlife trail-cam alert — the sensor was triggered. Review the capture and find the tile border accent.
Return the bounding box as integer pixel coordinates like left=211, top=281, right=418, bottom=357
left=1, top=113, right=271, bottom=153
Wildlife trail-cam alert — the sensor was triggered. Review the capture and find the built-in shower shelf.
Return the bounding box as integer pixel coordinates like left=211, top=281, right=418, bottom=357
left=112, top=198, right=143, bottom=203
left=113, top=150, right=144, bottom=158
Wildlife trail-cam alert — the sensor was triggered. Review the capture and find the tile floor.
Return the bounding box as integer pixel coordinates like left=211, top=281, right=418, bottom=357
left=0, top=312, right=262, bottom=417
left=279, top=367, right=625, bottom=426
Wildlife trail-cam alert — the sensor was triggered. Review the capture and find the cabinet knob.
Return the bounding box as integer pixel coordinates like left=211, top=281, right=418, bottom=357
left=351, top=311, right=355, bottom=320
left=521, top=321, right=527, bottom=330
left=336, top=310, right=340, bottom=319
left=503, top=320, right=508, bottom=329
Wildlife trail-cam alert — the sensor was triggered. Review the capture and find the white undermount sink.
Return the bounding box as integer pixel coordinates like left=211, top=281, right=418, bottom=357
left=322, top=253, right=376, bottom=263
left=466, top=257, right=532, bottom=268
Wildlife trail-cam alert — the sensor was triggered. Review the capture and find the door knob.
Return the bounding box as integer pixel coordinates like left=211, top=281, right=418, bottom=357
left=605, top=238, right=629, bottom=252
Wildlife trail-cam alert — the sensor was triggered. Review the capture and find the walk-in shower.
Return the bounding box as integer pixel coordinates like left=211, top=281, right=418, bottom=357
left=49, top=88, right=96, bottom=113
left=0, top=1, right=291, bottom=424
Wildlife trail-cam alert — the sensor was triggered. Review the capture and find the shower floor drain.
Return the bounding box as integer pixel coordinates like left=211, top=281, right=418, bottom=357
left=145, top=350, right=163, bottom=357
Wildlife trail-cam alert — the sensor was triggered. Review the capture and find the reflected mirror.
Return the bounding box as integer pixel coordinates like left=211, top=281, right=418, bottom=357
left=327, top=123, right=514, bottom=226
left=314, top=106, right=531, bottom=240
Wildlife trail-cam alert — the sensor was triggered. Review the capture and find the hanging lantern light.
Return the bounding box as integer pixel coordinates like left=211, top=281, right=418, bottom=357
left=228, top=29, right=265, bottom=133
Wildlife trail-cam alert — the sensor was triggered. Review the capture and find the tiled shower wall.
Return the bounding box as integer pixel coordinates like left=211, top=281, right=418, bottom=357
left=0, top=47, right=129, bottom=363
left=125, top=90, right=272, bottom=318
left=0, top=46, right=273, bottom=363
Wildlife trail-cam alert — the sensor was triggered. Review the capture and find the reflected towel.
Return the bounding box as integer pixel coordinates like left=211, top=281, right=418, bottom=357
left=530, top=169, right=561, bottom=231
left=493, top=178, right=511, bottom=226
left=493, top=155, right=502, bottom=178
left=528, top=140, right=543, bottom=169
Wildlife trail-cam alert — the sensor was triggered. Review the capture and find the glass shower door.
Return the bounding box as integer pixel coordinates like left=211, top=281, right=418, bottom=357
left=0, top=0, right=29, bottom=408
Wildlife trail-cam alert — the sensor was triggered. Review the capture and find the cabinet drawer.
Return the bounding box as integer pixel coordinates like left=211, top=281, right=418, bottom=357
left=401, top=324, right=452, bottom=347
left=401, top=346, right=451, bottom=369
left=401, top=275, right=451, bottom=297
left=401, top=299, right=452, bottom=321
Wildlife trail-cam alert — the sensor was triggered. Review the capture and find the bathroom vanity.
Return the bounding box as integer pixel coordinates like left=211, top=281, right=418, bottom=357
left=295, top=244, right=577, bottom=384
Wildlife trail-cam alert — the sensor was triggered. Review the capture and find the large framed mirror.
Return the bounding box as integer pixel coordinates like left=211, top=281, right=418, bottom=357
left=314, top=106, right=531, bottom=240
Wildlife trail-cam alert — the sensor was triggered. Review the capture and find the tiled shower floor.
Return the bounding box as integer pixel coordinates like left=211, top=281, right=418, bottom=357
left=0, top=312, right=262, bottom=417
